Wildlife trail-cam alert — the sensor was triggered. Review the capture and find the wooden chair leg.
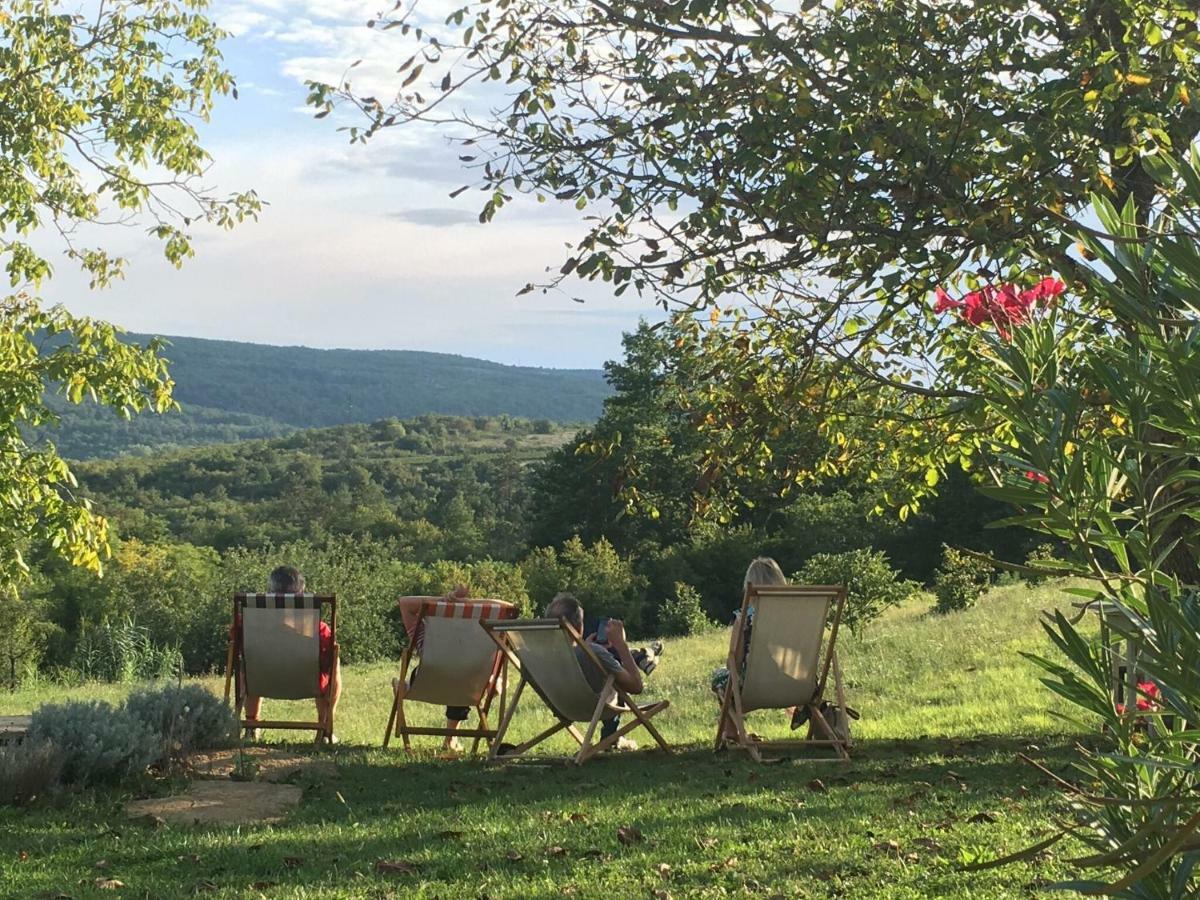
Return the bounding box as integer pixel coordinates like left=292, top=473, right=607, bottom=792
left=383, top=680, right=401, bottom=748
left=396, top=696, right=412, bottom=752
left=470, top=705, right=489, bottom=757
left=223, top=641, right=235, bottom=703
left=489, top=677, right=526, bottom=761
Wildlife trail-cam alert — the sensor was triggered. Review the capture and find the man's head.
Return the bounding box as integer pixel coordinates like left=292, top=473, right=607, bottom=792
left=545, top=591, right=584, bottom=632
left=268, top=565, right=305, bottom=593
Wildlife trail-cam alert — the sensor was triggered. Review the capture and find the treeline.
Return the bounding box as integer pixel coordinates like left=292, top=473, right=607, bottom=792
left=5, top=331, right=1046, bottom=688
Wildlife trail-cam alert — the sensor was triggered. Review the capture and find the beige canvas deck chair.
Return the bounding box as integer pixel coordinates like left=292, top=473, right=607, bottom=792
left=223, top=592, right=337, bottom=742
left=714, top=584, right=851, bottom=763
left=384, top=596, right=517, bottom=754
left=481, top=618, right=671, bottom=765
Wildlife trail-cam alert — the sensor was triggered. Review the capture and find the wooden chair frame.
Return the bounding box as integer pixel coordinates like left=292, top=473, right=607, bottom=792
left=481, top=618, right=671, bottom=765
left=714, top=585, right=851, bottom=763
left=223, top=593, right=338, bottom=744
left=383, top=604, right=510, bottom=756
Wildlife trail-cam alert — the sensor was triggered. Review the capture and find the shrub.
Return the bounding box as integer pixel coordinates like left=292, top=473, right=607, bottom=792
left=124, top=684, right=235, bottom=764
left=795, top=549, right=917, bottom=632
left=0, top=739, right=64, bottom=806
left=1024, top=542, right=1069, bottom=584
left=658, top=582, right=716, bottom=636
left=932, top=545, right=994, bottom=615
left=29, top=700, right=158, bottom=786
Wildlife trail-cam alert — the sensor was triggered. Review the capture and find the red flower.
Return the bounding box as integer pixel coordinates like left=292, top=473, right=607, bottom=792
left=934, top=286, right=962, bottom=313
left=1117, top=681, right=1161, bottom=717
left=933, top=276, right=1063, bottom=337
left=1024, top=470, right=1050, bottom=485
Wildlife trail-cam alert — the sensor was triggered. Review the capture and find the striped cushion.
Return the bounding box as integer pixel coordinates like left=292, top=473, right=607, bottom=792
left=398, top=596, right=517, bottom=651
left=235, top=592, right=331, bottom=610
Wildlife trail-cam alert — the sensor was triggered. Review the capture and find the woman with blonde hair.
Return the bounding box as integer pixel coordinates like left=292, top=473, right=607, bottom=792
left=711, top=556, right=787, bottom=742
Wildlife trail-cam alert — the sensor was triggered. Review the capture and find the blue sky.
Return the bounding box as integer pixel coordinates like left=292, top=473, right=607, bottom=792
left=57, top=0, right=656, bottom=369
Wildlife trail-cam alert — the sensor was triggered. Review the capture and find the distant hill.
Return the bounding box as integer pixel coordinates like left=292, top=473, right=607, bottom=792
left=39, top=333, right=610, bottom=458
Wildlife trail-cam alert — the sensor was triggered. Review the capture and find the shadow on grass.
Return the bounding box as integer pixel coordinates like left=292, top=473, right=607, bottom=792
left=0, top=733, right=1083, bottom=897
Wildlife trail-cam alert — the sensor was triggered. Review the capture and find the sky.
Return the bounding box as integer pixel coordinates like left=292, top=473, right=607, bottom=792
left=54, top=0, right=657, bottom=369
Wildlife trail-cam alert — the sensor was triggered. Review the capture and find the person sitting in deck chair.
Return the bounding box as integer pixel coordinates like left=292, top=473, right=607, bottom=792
left=242, top=566, right=342, bottom=741
left=544, top=592, right=655, bottom=750
left=710, top=557, right=788, bottom=742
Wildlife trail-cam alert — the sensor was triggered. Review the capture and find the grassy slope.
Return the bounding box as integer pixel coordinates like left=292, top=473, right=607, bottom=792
left=0, top=582, right=1091, bottom=898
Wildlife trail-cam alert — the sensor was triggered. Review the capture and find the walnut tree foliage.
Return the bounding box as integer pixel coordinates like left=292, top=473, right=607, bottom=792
left=313, top=0, right=1200, bottom=514
left=0, top=0, right=258, bottom=595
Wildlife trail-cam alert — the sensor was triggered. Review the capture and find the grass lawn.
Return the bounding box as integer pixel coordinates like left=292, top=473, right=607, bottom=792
left=0, top=581, right=1094, bottom=898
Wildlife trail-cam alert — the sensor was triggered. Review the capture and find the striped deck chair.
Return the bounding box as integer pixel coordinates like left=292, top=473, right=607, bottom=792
left=481, top=618, right=671, bottom=765
left=714, top=584, right=851, bottom=763
left=223, top=592, right=338, bottom=743
left=384, top=596, right=517, bottom=754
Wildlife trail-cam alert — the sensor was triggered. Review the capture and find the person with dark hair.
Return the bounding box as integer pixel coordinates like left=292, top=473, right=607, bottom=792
left=544, top=591, right=660, bottom=750
left=242, top=566, right=342, bottom=742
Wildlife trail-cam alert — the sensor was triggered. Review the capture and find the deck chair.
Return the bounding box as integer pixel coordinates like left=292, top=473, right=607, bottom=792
left=714, top=584, right=851, bottom=763
left=384, top=596, right=517, bottom=754
left=223, top=592, right=337, bottom=742
left=481, top=618, right=671, bottom=765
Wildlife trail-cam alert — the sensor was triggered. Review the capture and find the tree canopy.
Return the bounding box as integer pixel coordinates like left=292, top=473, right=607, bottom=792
left=314, top=0, right=1200, bottom=511
left=0, top=0, right=257, bottom=594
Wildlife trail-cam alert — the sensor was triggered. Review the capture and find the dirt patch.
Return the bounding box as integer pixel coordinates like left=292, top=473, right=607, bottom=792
left=125, top=781, right=303, bottom=825
left=189, top=747, right=338, bottom=782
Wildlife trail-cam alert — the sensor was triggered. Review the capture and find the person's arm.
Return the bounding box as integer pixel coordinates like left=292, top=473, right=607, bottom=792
left=604, top=619, right=644, bottom=695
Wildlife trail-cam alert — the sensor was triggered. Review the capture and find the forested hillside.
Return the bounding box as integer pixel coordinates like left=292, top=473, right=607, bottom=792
left=74, top=414, right=570, bottom=560
left=37, top=333, right=609, bottom=458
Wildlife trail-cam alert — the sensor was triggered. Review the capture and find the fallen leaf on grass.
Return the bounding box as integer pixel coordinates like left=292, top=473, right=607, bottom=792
left=697, top=837, right=718, bottom=850
left=545, top=846, right=567, bottom=858
left=282, top=857, right=303, bottom=869
left=872, top=841, right=902, bottom=858
left=437, top=830, right=465, bottom=840
left=18, top=850, right=29, bottom=862
left=708, top=856, right=739, bottom=872
left=93, top=860, right=110, bottom=871
left=616, top=826, right=643, bottom=846
left=580, top=848, right=607, bottom=860
left=505, top=850, right=523, bottom=862
left=807, top=778, right=827, bottom=793
left=913, top=838, right=943, bottom=852
left=656, top=862, right=672, bottom=878
left=192, top=880, right=218, bottom=894
left=374, top=860, right=420, bottom=876
left=968, top=811, right=999, bottom=824
left=250, top=882, right=276, bottom=890
left=569, top=812, right=589, bottom=824
left=651, top=891, right=672, bottom=900
left=177, top=854, right=201, bottom=864
left=94, top=879, right=125, bottom=890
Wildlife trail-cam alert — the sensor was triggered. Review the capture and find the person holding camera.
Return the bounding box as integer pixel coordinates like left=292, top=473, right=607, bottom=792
left=544, top=592, right=661, bottom=749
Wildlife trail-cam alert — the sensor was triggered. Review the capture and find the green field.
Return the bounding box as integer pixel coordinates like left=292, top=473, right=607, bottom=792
left=0, top=581, right=1092, bottom=898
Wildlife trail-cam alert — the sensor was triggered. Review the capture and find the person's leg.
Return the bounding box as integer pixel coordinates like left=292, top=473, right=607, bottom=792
left=244, top=695, right=262, bottom=738
left=317, top=659, right=343, bottom=742
left=444, top=705, right=470, bottom=750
